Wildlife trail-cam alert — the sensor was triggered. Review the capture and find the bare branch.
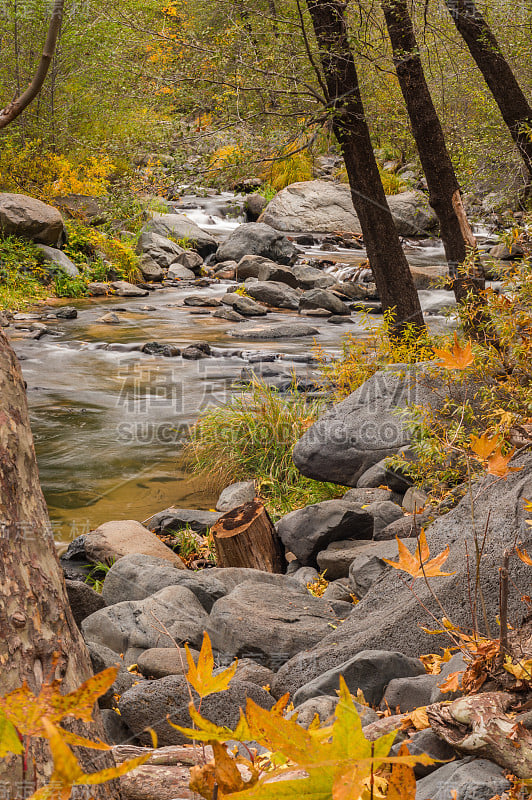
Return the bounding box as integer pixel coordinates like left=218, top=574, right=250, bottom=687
left=0, top=0, right=65, bottom=130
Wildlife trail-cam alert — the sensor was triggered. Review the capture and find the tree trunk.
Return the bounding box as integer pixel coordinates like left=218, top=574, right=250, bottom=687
left=0, top=328, right=118, bottom=794
left=212, top=500, right=285, bottom=572
left=445, top=0, right=532, bottom=180
left=0, top=0, right=64, bottom=129
left=428, top=693, right=532, bottom=778
left=381, top=0, right=485, bottom=305
left=305, top=0, right=425, bottom=336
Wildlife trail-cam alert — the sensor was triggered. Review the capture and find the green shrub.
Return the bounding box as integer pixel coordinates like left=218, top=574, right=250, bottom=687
left=0, top=236, right=50, bottom=309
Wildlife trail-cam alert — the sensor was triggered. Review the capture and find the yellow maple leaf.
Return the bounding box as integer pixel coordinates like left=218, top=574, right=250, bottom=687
left=516, top=547, right=532, bottom=567
left=433, top=333, right=474, bottom=370
left=184, top=632, right=238, bottom=699
left=383, top=532, right=455, bottom=581
left=503, top=656, right=532, bottom=682
left=470, top=432, right=499, bottom=461
left=419, top=649, right=454, bottom=675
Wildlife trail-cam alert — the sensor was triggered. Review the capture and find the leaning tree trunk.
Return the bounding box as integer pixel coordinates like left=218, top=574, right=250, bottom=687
left=0, top=328, right=118, bottom=793
left=381, top=0, right=485, bottom=305
left=305, top=0, right=425, bottom=336
left=445, top=0, right=532, bottom=181
left=0, top=0, right=64, bottom=129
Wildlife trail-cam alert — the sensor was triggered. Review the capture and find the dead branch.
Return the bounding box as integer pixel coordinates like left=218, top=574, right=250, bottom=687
left=428, top=692, right=532, bottom=778
left=0, top=0, right=64, bottom=130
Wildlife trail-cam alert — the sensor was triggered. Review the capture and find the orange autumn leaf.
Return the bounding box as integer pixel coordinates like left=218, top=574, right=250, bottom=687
left=516, top=547, right=532, bottom=567
left=385, top=743, right=417, bottom=800
left=437, top=670, right=463, bottom=694
left=433, top=333, right=474, bottom=370
left=470, top=432, right=499, bottom=461
left=400, top=706, right=430, bottom=731
left=486, top=446, right=521, bottom=477
left=383, top=531, right=455, bottom=581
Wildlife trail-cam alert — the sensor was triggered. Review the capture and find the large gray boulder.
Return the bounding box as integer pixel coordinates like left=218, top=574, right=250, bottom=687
left=271, top=453, right=532, bottom=699
left=206, top=581, right=353, bottom=668
left=215, top=223, right=298, bottom=265
left=387, top=190, right=438, bottom=237
left=347, top=539, right=412, bottom=597
left=260, top=181, right=437, bottom=237
left=244, top=281, right=300, bottom=310
left=293, top=265, right=336, bottom=289
left=316, top=539, right=373, bottom=580
left=36, top=245, right=79, bottom=277
left=65, top=579, right=105, bottom=627
left=137, top=646, right=199, bottom=679
left=138, top=253, right=165, bottom=281
left=83, top=519, right=185, bottom=568
left=381, top=673, right=437, bottom=713
left=260, top=181, right=363, bottom=233
left=216, top=481, right=256, bottom=512
left=0, top=193, right=65, bottom=246
left=228, top=321, right=319, bottom=340
left=102, top=554, right=301, bottom=610
left=292, top=365, right=436, bottom=486
left=293, top=649, right=425, bottom=706
left=222, top=293, right=268, bottom=316
left=82, top=585, right=208, bottom=662
left=135, top=231, right=185, bottom=268
left=110, top=280, right=149, bottom=297
left=276, top=499, right=373, bottom=567
left=144, top=214, right=217, bottom=257
left=299, top=288, right=351, bottom=315
left=119, top=676, right=274, bottom=746
left=236, top=255, right=298, bottom=286
left=415, top=758, right=510, bottom=800
left=144, top=507, right=222, bottom=535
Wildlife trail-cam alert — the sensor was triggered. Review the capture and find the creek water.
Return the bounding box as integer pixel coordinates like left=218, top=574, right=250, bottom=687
left=12, top=193, right=495, bottom=542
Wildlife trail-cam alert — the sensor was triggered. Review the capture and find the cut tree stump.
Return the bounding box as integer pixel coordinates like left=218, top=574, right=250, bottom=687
left=212, top=499, right=285, bottom=573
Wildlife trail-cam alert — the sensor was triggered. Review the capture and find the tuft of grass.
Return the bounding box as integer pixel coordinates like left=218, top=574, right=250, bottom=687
left=186, top=379, right=345, bottom=519
left=84, top=559, right=115, bottom=593
left=265, top=150, right=313, bottom=191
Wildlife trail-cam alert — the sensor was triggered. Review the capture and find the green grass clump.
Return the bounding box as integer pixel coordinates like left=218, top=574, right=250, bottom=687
left=187, top=379, right=344, bottom=518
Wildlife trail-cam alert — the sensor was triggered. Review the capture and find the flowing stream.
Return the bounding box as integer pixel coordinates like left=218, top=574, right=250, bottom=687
left=12, top=193, right=496, bottom=542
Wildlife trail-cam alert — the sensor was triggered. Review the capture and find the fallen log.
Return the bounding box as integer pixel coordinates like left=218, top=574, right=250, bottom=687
left=212, top=499, right=285, bottom=572
left=428, top=692, right=532, bottom=778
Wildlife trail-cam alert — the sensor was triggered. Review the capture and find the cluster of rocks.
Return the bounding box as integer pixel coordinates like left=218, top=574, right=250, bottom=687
left=60, top=361, right=532, bottom=798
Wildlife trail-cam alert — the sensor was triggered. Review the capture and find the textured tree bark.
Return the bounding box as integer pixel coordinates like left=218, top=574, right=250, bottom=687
left=381, top=0, right=485, bottom=305
left=212, top=500, right=285, bottom=572
left=428, top=693, right=532, bottom=778
left=445, top=0, right=532, bottom=180
left=0, top=0, right=64, bottom=129
left=305, top=0, right=425, bottom=336
left=0, top=328, right=118, bottom=794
